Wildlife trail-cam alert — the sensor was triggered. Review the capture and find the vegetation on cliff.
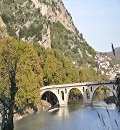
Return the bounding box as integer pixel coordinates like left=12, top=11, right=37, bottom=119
left=0, top=0, right=98, bottom=68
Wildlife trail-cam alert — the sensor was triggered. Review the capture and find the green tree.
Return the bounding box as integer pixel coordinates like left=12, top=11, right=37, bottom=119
left=16, top=41, right=43, bottom=107
left=0, top=38, right=19, bottom=130
left=43, top=52, right=63, bottom=85
left=0, top=38, right=43, bottom=109
left=53, top=49, right=80, bottom=83
left=78, top=65, right=102, bottom=82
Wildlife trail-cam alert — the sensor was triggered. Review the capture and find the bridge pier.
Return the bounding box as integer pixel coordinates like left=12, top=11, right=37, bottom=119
left=59, top=91, right=68, bottom=107
left=83, top=90, right=93, bottom=105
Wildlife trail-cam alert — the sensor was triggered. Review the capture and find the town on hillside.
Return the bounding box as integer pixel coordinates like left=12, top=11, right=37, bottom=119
left=95, top=52, right=120, bottom=80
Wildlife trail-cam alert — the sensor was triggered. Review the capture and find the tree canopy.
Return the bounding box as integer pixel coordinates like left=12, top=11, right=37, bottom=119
left=0, top=38, right=43, bottom=108
left=0, top=38, right=107, bottom=108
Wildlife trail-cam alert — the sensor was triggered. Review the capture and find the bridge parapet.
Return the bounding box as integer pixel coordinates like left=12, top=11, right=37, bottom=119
left=40, top=80, right=116, bottom=91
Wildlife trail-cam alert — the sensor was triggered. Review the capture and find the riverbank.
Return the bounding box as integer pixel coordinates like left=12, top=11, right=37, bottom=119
left=14, top=91, right=113, bottom=121
left=13, top=100, right=51, bottom=121
left=0, top=100, right=51, bottom=122
left=14, top=98, right=119, bottom=130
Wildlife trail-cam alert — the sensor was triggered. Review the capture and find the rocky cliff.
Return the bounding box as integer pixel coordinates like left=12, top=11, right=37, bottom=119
left=0, top=0, right=77, bottom=47
left=0, top=0, right=96, bottom=67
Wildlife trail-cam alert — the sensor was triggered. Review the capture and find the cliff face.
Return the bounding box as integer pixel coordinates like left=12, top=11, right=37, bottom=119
left=0, top=0, right=77, bottom=48
left=0, top=0, right=97, bottom=67
left=31, top=0, right=75, bottom=32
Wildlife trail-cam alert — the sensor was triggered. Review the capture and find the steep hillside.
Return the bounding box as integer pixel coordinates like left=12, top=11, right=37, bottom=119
left=0, top=0, right=97, bottom=67
left=0, top=1, right=109, bottom=109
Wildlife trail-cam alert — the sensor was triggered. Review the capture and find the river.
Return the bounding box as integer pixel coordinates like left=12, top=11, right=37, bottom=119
left=15, top=92, right=120, bottom=130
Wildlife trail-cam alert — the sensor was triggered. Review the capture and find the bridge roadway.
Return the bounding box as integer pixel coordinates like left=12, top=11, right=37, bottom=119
left=40, top=80, right=116, bottom=106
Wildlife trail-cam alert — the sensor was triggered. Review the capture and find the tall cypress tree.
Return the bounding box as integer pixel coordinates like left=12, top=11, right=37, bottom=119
left=0, top=39, right=18, bottom=130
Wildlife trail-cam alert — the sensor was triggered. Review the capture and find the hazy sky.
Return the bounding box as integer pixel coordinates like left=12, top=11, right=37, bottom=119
left=62, top=0, right=120, bottom=52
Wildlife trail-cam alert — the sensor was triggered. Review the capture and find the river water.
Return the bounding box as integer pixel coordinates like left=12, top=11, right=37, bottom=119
left=15, top=92, right=120, bottom=130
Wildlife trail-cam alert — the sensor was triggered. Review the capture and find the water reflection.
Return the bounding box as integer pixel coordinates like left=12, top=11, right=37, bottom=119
left=92, top=92, right=116, bottom=108
left=68, top=99, right=84, bottom=112
left=56, top=107, right=69, bottom=118
left=15, top=93, right=120, bottom=130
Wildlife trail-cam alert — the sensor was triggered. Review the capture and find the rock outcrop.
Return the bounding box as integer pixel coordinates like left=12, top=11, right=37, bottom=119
left=0, top=0, right=97, bottom=68
left=0, top=0, right=77, bottom=48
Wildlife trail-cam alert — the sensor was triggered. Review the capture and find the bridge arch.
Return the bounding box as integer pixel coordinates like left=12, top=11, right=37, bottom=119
left=41, top=90, right=59, bottom=107
left=67, top=88, right=83, bottom=104
left=67, top=87, right=83, bottom=97
left=90, top=84, right=116, bottom=102
left=66, top=86, right=91, bottom=104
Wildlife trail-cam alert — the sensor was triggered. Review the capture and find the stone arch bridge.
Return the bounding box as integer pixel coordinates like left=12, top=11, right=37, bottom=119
left=40, top=80, right=116, bottom=107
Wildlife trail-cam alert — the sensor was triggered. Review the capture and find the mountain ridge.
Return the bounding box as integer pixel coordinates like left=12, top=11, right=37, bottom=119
left=0, top=0, right=97, bottom=68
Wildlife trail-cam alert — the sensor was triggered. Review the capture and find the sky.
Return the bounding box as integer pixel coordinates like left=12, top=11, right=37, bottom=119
left=62, top=0, right=120, bottom=52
